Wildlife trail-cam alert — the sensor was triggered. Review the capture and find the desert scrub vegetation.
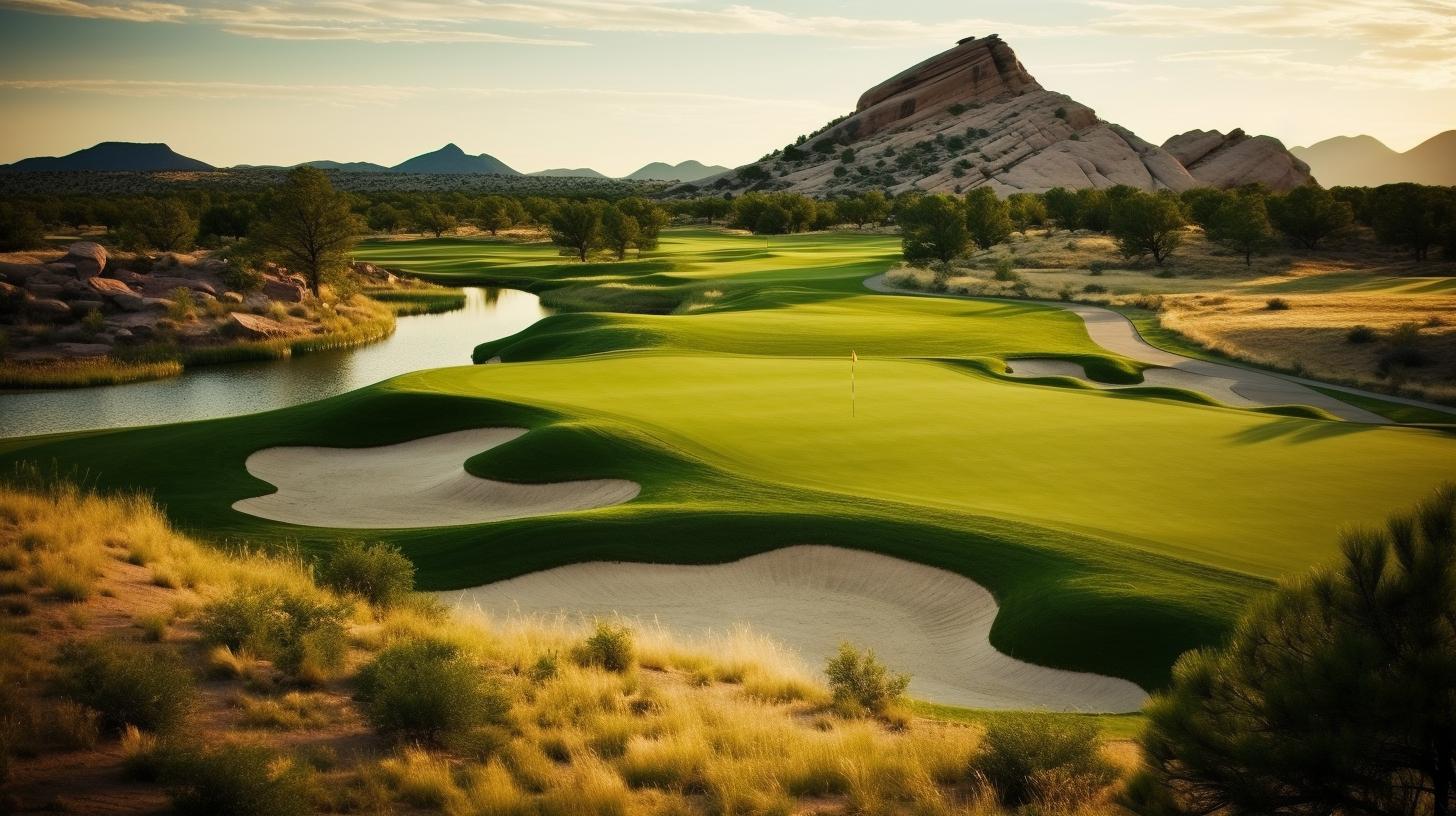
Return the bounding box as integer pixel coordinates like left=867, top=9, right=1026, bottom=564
left=0, top=479, right=1139, bottom=814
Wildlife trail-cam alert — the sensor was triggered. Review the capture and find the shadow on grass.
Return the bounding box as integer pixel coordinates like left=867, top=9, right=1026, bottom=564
left=1227, top=417, right=1379, bottom=445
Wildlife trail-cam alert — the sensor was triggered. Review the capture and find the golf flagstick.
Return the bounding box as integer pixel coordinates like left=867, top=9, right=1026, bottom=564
left=851, top=349, right=857, bottom=417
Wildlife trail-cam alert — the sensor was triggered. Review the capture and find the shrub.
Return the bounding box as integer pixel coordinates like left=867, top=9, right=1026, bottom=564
left=320, top=540, right=415, bottom=609
left=1265, top=297, right=1290, bottom=311
left=577, top=622, right=634, bottom=673
left=824, top=642, right=909, bottom=715
left=528, top=653, right=559, bottom=684
left=992, top=258, right=1020, bottom=282
left=198, top=588, right=348, bottom=681
left=54, top=640, right=195, bottom=733
left=356, top=638, right=508, bottom=743
left=1083, top=284, right=1108, bottom=294
left=163, top=742, right=311, bottom=816
left=976, top=713, right=1115, bottom=807
left=167, top=287, right=196, bottom=321
left=1346, top=325, right=1377, bottom=344
left=221, top=263, right=264, bottom=294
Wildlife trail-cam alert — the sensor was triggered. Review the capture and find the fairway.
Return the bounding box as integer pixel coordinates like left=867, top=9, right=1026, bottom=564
left=4, top=228, right=1452, bottom=693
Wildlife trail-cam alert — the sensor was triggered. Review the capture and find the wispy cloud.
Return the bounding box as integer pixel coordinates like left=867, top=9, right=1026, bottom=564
left=0, top=0, right=1078, bottom=44
left=1091, top=0, right=1456, bottom=89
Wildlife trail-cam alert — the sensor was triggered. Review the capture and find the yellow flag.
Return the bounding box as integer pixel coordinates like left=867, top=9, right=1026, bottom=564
left=851, top=350, right=858, bottom=363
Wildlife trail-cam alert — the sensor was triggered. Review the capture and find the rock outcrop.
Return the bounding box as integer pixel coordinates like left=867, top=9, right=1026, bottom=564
left=1162, top=129, right=1313, bottom=191
left=695, top=36, right=1309, bottom=197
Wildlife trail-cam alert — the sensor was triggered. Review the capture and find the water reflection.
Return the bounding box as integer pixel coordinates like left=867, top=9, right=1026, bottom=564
left=0, top=287, right=549, bottom=438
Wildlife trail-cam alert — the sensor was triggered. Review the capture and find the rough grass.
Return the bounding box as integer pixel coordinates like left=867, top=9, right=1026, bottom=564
left=0, top=482, right=1138, bottom=814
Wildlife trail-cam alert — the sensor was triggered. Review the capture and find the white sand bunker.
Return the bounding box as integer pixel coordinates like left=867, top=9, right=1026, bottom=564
left=1005, top=358, right=1255, bottom=407
left=233, top=428, right=641, bottom=529
left=441, top=545, right=1148, bottom=713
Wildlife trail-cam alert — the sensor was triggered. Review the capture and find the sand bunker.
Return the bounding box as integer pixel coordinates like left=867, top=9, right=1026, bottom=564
left=233, top=428, right=640, bottom=528
left=1005, top=358, right=1255, bottom=406
left=441, top=545, right=1148, bottom=713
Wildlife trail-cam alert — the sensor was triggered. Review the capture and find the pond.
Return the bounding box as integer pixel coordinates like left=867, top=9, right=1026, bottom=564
left=0, top=287, right=548, bottom=439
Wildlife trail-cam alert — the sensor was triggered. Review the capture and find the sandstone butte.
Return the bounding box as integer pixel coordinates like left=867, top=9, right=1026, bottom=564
left=695, top=34, right=1313, bottom=197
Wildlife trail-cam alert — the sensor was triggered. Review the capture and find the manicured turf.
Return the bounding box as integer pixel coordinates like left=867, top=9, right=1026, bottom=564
left=4, top=228, right=1453, bottom=693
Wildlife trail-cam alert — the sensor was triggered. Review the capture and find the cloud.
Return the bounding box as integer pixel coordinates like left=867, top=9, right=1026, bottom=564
left=0, top=0, right=183, bottom=22
left=0, top=0, right=1079, bottom=44
left=1090, top=0, right=1456, bottom=89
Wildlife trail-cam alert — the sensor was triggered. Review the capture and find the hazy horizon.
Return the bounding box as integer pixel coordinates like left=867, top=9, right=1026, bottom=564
left=1, top=0, right=1452, bottom=175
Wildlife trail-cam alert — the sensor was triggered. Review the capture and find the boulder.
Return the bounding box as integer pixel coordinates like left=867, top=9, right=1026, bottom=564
left=59, top=242, right=108, bottom=279
left=27, top=283, right=65, bottom=299
left=87, top=277, right=135, bottom=297
left=27, top=298, right=72, bottom=322
left=262, top=277, right=306, bottom=303
left=1162, top=128, right=1314, bottom=191
left=0, top=261, right=46, bottom=285
left=227, top=311, right=294, bottom=340
left=221, top=291, right=245, bottom=304
left=143, top=275, right=218, bottom=298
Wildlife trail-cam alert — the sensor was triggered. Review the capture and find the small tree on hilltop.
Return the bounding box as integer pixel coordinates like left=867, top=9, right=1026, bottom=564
left=251, top=167, right=360, bottom=296
left=1110, top=191, right=1185, bottom=265
left=900, top=194, right=970, bottom=268
left=964, top=187, right=1012, bottom=249
left=1135, top=484, right=1456, bottom=816
left=549, top=200, right=604, bottom=262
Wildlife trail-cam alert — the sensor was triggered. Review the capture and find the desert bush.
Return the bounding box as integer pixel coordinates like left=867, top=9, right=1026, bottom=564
left=976, top=713, right=1115, bottom=807
left=824, top=642, right=909, bottom=715
left=1346, top=325, right=1377, bottom=344
left=1083, top=283, right=1108, bottom=294
left=198, top=587, right=347, bottom=681
left=163, top=742, right=311, bottom=816
left=1265, top=297, right=1290, bottom=311
left=577, top=622, right=635, bottom=673
left=320, top=540, right=415, bottom=609
left=1087, top=261, right=1109, bottom=275
left=54, top=639, right=195, bottom=733
left=992, top=257, right=1020, bottom=282
left=528, top=653, right=560, bottom=684
left=356, top=637, right=508, bottom=743
left=1379, top=322, right=1431, bottom=371
left=167, top=287, right=196, bottom=321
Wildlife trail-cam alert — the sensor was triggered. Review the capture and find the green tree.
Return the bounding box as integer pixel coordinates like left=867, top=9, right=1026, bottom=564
left=692, top=196, right=732, bottom=224
left=475, top=196, right=512, bottom=235
left=1042, top=187, right=1080, bottom=232
left=1110, top=191, right=1185, bottom=265
left=617, top=197, right=669, bottom=250
left=600, top=204, right=641, bottom=261
left=1207, top=194, right=1274, bottom=266
left=1006, top=192, right=1048, bottom=233
left=963, top=187, right=1012, bottom=250
left=366, top=203, right=404, bottom=233
left=549, top=200, right=604, bottom=262
left=0, top=203, right=45, bottom=251
left=1138, top=485, right=1456, bottom=816
left=900, top=194, right=970, bottom=266
left=125, top=199, right=198, bottom=252
left=1180, top=188, right=1234, bottom=230
left=251, top=166, right=361, bottom=296
left=1370, top=183, right=1449, bottom=261
left=1267, top=185, right=1353, bottom=249
left=413, top=204, right=457, bottom=238
left=1074, top=188, right=1112, bottom=232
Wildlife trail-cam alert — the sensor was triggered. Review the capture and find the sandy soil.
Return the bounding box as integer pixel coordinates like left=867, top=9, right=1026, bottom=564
left=232, top=428, right=640, bottom=528
left=1005, top=358, right=1255, bottom=406
left=440, top=545, right=1150, bottom=713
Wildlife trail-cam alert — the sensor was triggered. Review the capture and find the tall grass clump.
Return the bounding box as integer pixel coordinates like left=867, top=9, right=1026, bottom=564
left=356, top=637, right=508, bottom=744
left=54, top=640, right=195, bottom=733
left=320, top=540, right=415, bottom=609
left=825, top=642, right=910, bottom=716
left=975, top=712, right=1116, bottom=808
left=198, top=587, right=348, bottom=683
left=162, top=742, right=311, bottom=816
left=576, top=622, right=635, bottom=673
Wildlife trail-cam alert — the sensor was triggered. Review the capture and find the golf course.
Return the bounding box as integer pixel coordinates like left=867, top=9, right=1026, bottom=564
left=3, top=227, right=1451, bottom=701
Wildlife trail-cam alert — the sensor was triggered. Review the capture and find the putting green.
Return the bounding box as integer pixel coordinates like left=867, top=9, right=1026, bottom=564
left=3, top=228, right=1451, bottom=692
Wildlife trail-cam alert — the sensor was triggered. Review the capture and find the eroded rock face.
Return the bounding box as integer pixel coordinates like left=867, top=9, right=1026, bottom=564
left=700, top=36, right=1307, bottom=197
left=1162, top=129, right=1313, bottom=191
left=59, top=242, right=108, bottom=279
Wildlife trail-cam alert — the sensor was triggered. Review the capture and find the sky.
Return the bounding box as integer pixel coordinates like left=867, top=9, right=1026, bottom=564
left=0, top=0, right=1452, bottom=176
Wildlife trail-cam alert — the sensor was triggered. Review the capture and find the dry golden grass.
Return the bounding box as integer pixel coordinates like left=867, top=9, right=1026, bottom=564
left=0, top=482, right=1133, bottom=814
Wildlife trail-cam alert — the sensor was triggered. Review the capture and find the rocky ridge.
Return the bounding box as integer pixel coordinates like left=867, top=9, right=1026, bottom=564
left=694, top=35, right=1311, bottom=197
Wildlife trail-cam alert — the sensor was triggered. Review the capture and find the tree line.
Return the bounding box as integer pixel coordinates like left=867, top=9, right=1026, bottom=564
left=895, top=182, right=1456, bottom=269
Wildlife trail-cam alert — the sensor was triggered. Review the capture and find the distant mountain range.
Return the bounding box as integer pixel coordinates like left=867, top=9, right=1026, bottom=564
left=1291, top=131, right=1456, bottom=187
left=0, top=141, right=215, bottom=172
left=0, top=141, right=730, bottom=182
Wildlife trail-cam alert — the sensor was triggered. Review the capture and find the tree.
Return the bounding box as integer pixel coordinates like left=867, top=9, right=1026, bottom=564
left=366, top=203, right=404, bottom=233
left=900, top=194, right=969, bottom=266
left=413, top=204, right=457, bottom=238
left=1370, top=183, right=1449, bottom=261
left=1043, top=187, right=1080, bottom=232
left=251, top=166, right=360, bottom=296
left=198, top=201, right=254, bottom=241
left=692, top=196, right=732, bottom=225
left=1207, top=194, right=1274, bottom=266
left=1267, top=184, right=1353, bottom=250
left=600, top=204, right=641, bottom=261
left=124, top=199, right=198, bottom=252
left=475, top=195, right=512, bottom=235
left=1110, top=191, right=1185, bottom=265
left=1075, top=188, right=1112, bottom=232
left=0, top=203, right=45, bottom=251
left=1180, top=188, right=1234, bottom=230
left=617, top=197, right=669, bottom=250
left=1006, top=192, right=1047, bottom=234
left=963, top=187, right=1012, bottom=250
left=549, top=200, right=603, bottom=262
left=1138, top=485, right=1456, bottom=816
left=858, top=190, right=891, bottom=227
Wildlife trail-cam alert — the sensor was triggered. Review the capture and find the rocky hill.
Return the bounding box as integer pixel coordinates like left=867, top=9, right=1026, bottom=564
left=694, top=35, right=1310, bottom=197
left=388, top=143, right=519, bottom=175
left=1291, top=131, right=1456, bottom=187
left=626, top=160, right=730, bottom=181
left=1, top=142, right=214, bottom=173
